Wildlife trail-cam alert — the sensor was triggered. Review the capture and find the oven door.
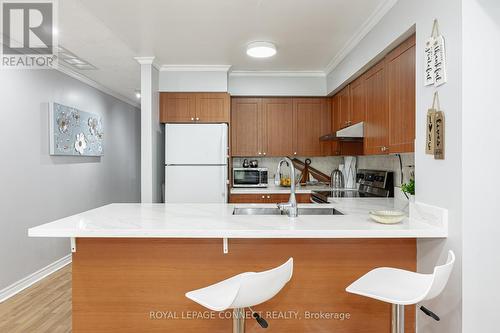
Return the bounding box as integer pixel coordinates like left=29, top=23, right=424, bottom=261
left=233, top=169, right=262, bottom=187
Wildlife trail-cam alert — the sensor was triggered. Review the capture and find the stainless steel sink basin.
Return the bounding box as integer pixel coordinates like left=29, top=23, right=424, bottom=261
left=233, top=207, right=343, bottom=216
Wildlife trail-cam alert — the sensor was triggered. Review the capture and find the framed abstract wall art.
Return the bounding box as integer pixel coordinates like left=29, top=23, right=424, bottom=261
left=49, top=102, right=104, bottom=156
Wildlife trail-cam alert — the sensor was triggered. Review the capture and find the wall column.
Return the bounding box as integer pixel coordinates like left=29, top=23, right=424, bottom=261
left=135, top=57, right=162, bottom=203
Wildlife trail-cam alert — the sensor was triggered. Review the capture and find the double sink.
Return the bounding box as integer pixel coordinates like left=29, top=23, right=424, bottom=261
left=233, top=207, right=343, bottom=216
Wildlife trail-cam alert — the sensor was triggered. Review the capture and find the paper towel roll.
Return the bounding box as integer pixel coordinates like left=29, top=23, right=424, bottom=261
left=343, top=156, right=357, bottom=189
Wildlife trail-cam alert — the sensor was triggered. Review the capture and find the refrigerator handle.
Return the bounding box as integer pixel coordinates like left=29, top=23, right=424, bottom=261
left=222, top=165, right=228, bottom=203
left=221, top=124, right=228, bottom=160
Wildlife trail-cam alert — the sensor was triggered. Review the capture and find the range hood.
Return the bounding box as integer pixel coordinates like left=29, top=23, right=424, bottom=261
left=320, top=122, right=364, bottom=142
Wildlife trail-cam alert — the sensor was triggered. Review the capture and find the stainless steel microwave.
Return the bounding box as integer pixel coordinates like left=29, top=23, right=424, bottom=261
left=233, top=168, right=268, bottom=188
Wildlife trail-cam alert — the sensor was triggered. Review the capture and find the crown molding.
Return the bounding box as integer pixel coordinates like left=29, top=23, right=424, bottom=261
left=160, top=65, right=232, bottom=72
left=324, top=0, right=398, bottom=75
left=55, top=64, right=140, bottom=108
left=134, top=56, right=160, bottom=70
left=229, top=70, right=326, bottom=78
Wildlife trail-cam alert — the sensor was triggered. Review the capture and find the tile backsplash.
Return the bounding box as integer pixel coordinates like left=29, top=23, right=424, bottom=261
left=232, top=153, right=415, bottom=186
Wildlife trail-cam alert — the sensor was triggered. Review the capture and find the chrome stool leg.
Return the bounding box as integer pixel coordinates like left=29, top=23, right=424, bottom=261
left=391, top=304, right=404, bottom=333
left=232, top=308, right=245, bottom=333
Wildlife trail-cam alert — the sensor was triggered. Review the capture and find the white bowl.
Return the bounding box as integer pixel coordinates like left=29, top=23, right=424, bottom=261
left=369, top=210, right=406, bottom=224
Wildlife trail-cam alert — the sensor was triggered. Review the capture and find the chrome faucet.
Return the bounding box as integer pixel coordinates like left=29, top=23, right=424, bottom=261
left=274, top=157, right=298, bottom=218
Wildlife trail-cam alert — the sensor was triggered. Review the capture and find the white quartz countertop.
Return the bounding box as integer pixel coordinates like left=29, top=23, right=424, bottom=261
left=230, top=183, right=332, bottom=194
left=28, top=199, right=447, bottom=239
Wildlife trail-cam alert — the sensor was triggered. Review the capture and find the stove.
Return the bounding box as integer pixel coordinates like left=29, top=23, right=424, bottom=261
left=311, top=169, right=394, bottom=203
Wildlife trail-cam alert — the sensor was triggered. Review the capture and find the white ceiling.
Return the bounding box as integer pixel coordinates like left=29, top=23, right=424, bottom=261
left=58, top=0, right=393, bottom=105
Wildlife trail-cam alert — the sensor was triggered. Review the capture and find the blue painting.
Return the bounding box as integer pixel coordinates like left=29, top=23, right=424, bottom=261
left=49, top=102, right=104, bottom=156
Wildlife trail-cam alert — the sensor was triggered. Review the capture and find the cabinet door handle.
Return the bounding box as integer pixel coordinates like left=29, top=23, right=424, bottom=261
left=196, top=117, right=200, bottom=121
left=258, top=152, right=262, bottom=155
left=294, top=152, right=297, bottom=155
left=381, top=146, right=388, bottom=152
left=263, top=152, right=266, bottom=156
left=191, top=117, right=195, bottom=121
left=267, top=195, right=271, bottom=199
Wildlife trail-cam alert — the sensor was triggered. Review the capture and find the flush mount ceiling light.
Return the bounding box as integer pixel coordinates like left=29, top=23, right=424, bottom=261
left=246, top=41, right=277, bottom=58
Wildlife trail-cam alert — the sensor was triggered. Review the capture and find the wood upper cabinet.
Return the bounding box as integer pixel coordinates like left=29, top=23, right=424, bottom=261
left=386, top=35, right=416, bottom=153
left=349, top=76, right=366, bottom=125
left=195, top=93, right=230, bottom=122
left=231, top=98, right=262, bottom=157
left=364, top=60, right=389, bottom=155
left=293, top=98, right=331, bottom=156
left=160, top=93, right=196, bottom=123
left=331, top=95, right=341, bottom=156
left=262, top=98, right=294, bottom=157
left=231, top=97, right=332, bottom=157
left=331, top=95, right=364, bottom=156
left=336, top=86, right=351, bottom=129
left=160, top=92, right=230, bottom=123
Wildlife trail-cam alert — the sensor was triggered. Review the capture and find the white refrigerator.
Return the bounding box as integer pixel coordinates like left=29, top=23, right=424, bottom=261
left=165, top=124, right=228, bottom=203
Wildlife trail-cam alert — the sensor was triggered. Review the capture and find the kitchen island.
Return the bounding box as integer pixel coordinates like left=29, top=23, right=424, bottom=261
left=29, top=199, right=447, bottom=333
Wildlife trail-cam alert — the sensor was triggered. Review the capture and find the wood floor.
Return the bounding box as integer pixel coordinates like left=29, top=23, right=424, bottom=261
left=0, top=265, right=72, bottom=333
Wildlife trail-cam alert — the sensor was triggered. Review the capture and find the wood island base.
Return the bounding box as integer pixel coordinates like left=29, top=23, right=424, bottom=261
left=72, top=238, right=416, bottom=332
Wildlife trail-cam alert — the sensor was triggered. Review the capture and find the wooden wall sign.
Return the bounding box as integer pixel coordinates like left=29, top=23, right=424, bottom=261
left=424, top=19, right=447, bottom=87
left=434, top=111, right=445, bottom=159
left=426, top=110, right=436, bottom=154
left=424, top=39, right=435, bottom=86
left=426, top=92, right=445, bottom=159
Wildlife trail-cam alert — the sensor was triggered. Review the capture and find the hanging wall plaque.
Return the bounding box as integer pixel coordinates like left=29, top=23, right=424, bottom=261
left=424, top=37, right=435, bottom=86
left=433, top=34, right=447, bottom=86
left=424, top=19, right=448, bottom=87
left=426, top=109, right=436, bottom=154
left=434, top=111, right=445, bottom=159
left=426, top=92, right=445, bottom=159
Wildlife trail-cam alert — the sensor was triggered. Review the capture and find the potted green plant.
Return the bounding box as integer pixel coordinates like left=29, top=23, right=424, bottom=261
left=401, top=178, right=415, bottom=202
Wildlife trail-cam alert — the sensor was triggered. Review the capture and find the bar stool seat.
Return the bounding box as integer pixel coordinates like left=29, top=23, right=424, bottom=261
left=346, top=268, right=434, bottom=305
left=186, top=258, right=293, bottom=332
left=346, top=251, right=455, bottom=333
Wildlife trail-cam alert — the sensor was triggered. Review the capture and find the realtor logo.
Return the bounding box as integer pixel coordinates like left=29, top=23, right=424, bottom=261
left=1, top=0, right=57, bottom=68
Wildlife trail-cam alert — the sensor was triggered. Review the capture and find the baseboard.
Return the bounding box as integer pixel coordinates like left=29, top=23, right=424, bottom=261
left=0, top=254, right=72, bottom=303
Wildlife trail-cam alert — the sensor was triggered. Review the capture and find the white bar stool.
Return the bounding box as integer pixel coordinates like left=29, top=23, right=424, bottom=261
left=186, top=258, right=293, bottom=332
left=346, top=250, right=455, bottom=333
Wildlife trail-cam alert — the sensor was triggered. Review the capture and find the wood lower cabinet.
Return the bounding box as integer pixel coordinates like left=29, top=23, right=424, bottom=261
left=160, top=92, right=230, bottom=123
left=231, top=98, right=262, bottom=156
left=229, top=193, right=311, bottom=204
left=364, top=60, right=389, bottom=155
left=386, top=35, right=416, bottom=153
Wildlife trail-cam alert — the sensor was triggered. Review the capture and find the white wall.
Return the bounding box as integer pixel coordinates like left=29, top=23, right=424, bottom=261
left=0, top=69, right=140, bottom=291
left=326, top=0, right=463, bottom=332
left=229, top=73, right=326, bottom=96
left=462, top=0, right=500, bottom=331
left=159, top=70, right=228, bottom=92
